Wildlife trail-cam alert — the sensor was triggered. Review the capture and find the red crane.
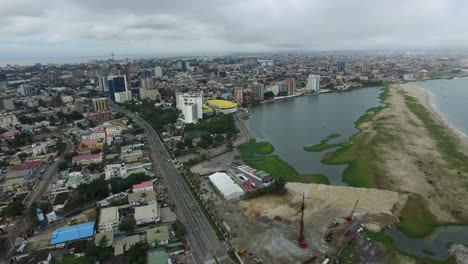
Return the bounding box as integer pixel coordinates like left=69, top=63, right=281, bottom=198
left=298, top=193, right=308, bottom=248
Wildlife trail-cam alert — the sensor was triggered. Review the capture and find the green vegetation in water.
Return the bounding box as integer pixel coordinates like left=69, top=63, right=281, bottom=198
left=320, top=83, right=390, bottom=188
left=398, top=194, right=437, bottom=237
left=404, top=94, right=468, bottom=173
left=304, top=133, right=342, bottom=152
left=237, top=139, right=330, bottom=184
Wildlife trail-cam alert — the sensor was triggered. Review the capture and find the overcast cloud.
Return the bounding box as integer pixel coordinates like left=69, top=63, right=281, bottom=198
left=0, top=0, right=467, bottom=59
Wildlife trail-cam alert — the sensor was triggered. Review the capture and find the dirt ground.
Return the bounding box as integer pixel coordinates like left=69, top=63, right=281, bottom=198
left=216, top=183, right=406, bottom=263
left=362, top=83, right=468, bottom=223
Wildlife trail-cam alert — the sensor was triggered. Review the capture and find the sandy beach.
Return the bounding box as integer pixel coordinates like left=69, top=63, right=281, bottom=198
left=358, top=82, right=468, bottom=223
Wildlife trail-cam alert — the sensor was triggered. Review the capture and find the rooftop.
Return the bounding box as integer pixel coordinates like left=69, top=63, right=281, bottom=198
left=128, top=190, right=157, bottom=204
left=132, top=181, right=152, bottom=190
left=147, top=250, right=170, bottom=264
left=72, top=153, right=102, bottom=161
left=11, top=160, right=42, bottom=171
left=146, top=226, right=169, bottom=244
left=206, top=99, right=238, bottom=109
left=208, top=172, right=245, bottom=200
left=50, top=222, right=95, bottom=245
left=134, top=203, right=159, bottom=221
left=99, top=206, right=119, bottom=224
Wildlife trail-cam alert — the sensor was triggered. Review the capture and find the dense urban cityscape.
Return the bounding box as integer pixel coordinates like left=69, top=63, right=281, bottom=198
left=0, top=50, right=467, bottom=264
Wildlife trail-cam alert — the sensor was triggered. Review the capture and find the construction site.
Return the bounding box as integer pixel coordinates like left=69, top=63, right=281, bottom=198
left=214, top=182, right=408, bottom=263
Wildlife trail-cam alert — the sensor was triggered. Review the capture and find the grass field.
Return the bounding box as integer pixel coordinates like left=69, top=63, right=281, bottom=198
left=237, top=140, right=330, bottom=184
left=404, top=94, right=468, bottom=173
left=398, top=194, right=437, bottom=237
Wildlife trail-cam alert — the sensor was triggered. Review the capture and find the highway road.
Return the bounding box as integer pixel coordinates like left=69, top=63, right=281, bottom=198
left=111, top=104, right=231, bottom=264
left=0, top=137, right=73, bottom=261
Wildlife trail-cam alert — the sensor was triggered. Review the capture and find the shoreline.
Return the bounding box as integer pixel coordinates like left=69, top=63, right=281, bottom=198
left=404, top=82, right=468, bottom=146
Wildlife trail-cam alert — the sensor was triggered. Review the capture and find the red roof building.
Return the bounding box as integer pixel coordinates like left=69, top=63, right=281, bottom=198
left=1, top=130, right=21, bottom=140
left=72, top=153, right=103, bottom=165
left=132, top=181, right=153, bottom=192
left=11, top=160, right=42, bottom=171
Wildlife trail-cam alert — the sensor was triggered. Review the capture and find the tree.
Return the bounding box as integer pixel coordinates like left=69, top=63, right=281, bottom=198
left=58, top=161, right=68, bottom=171
left=184, top=137, right=193, bottom=148
left=18, top=152, right=28, bottom=161
left=214, top=134, right=224, bottom=143
left=64, top=151, right=77, bottom=162
left=201, top=133, right=213, bottom=145
left=119, top=218, right=136, bottom=234
left=176, top=141, right=185, bottom=150
left=3, top=201, right=25, bottom=217
left=172, top=221, right=187, bottom=238
left=98, top=235, right=108, bottom=248
left=264, top=91, right=275, bottom=100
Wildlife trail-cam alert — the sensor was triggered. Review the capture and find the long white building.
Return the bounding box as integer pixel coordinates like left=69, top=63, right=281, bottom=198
left=175, top=92, right=203, bottom=124
left=306, top=74, right=320, bottom=93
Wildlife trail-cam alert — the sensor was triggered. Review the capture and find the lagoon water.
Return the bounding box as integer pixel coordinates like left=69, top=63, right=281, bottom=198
left=417, top=77, right=468, bottom=137
left=244, top=87, right=383, bottom=185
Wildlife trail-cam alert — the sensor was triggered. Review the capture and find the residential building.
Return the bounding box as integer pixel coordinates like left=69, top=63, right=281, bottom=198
left=175, top=92, right=203, bottom=124
left=277, top=81, right=286, bottom=94
left=0, top=113, right=19, bottom=128
left=403, top=73, right=414, bottom=81
left=128, top=190, right=157, bottom=207
left=251, top=83, right=265, bottom=101
left=105, top=163, right=127, bottom=180
left=105, top=126, right=123, bottom=136
left=78, top=139, right=103, bottom=151
left=132, top=181, right=153, bottom=192
left=121, top=150, right=144, bottom=162
left=92, top=98, right=108, bottom=112
left=2, top=98, right=15, bottom=111
left=146, top=226, right=169, bottom=247
left=234, top=87, right=243, bottom=103
left=114, top=91, right=132, bottom=103
left=108, top=75, right=128, bottom=102
left=72, top=153, right=103, bottom=165
left=17, top=84, right=33, bottom=96
left=98, top=76, right=109, bottom=92
left=140, top=87, right=161, bottom=101
left=154, top=66, right=163, bottom=78
left=134, top=203, right=160, bottom=225
left=80, top=127, right=106, bottom=140
left=284, top=78, right=296, bottom=95
left=306, top=74, right=320, bottom=92
left=98, top=206, right=119, bottom=232
left=32, top=142, right=48, bottom=157
left=140, top=78, right=154, bottom=90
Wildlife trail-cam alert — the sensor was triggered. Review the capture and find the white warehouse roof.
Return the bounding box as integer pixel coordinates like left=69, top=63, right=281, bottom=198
left=209, top=172, right=245, bottom=200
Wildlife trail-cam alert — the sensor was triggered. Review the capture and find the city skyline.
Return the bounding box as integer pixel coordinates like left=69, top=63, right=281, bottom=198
left=1, top=0, right=468, bottom=62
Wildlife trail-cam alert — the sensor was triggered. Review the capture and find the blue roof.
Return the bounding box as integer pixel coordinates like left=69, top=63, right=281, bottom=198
left=50, top=222, right=95, bottom=245
left=79, top=130, right=92, bottom=135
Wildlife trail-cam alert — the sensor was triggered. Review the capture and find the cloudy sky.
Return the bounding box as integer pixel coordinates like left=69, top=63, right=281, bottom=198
left=1, top=0, right=467, bottom=61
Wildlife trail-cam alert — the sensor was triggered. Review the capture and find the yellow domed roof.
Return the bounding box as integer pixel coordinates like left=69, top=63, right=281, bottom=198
left=207, top=99, right=238, bottom=109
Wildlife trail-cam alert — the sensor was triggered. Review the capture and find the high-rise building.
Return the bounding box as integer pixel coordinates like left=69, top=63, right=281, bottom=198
left=140, top=78, right=161, bottom=101
left=337, top=61, right=346, bottom=72
left=92, top=98, right=109, bottom=112
left=17, top=84, right=32, bottom=96
left=284, top=78, right=296, bottom=95
left=175, top=92, right=203, bottom=124
left=98, top=76, right=109, bottom=92
left=251, top=83, right=265, bottom=101
left=154, top=66, right=163, bottom=78
left=177, top=61, right=187, bottom=71
left=107, top=76, right=128, bottom=102
left=277, top=81, right=287, bottom=94
left=114, top=91, right=132, bottom=103
left=140, top=78, right=154, bottom=90
left=2, top=98, right=15, bottom=111
left=234, top=87, right=243, bottom=103
left=306, top=75, right=320, bottom=93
